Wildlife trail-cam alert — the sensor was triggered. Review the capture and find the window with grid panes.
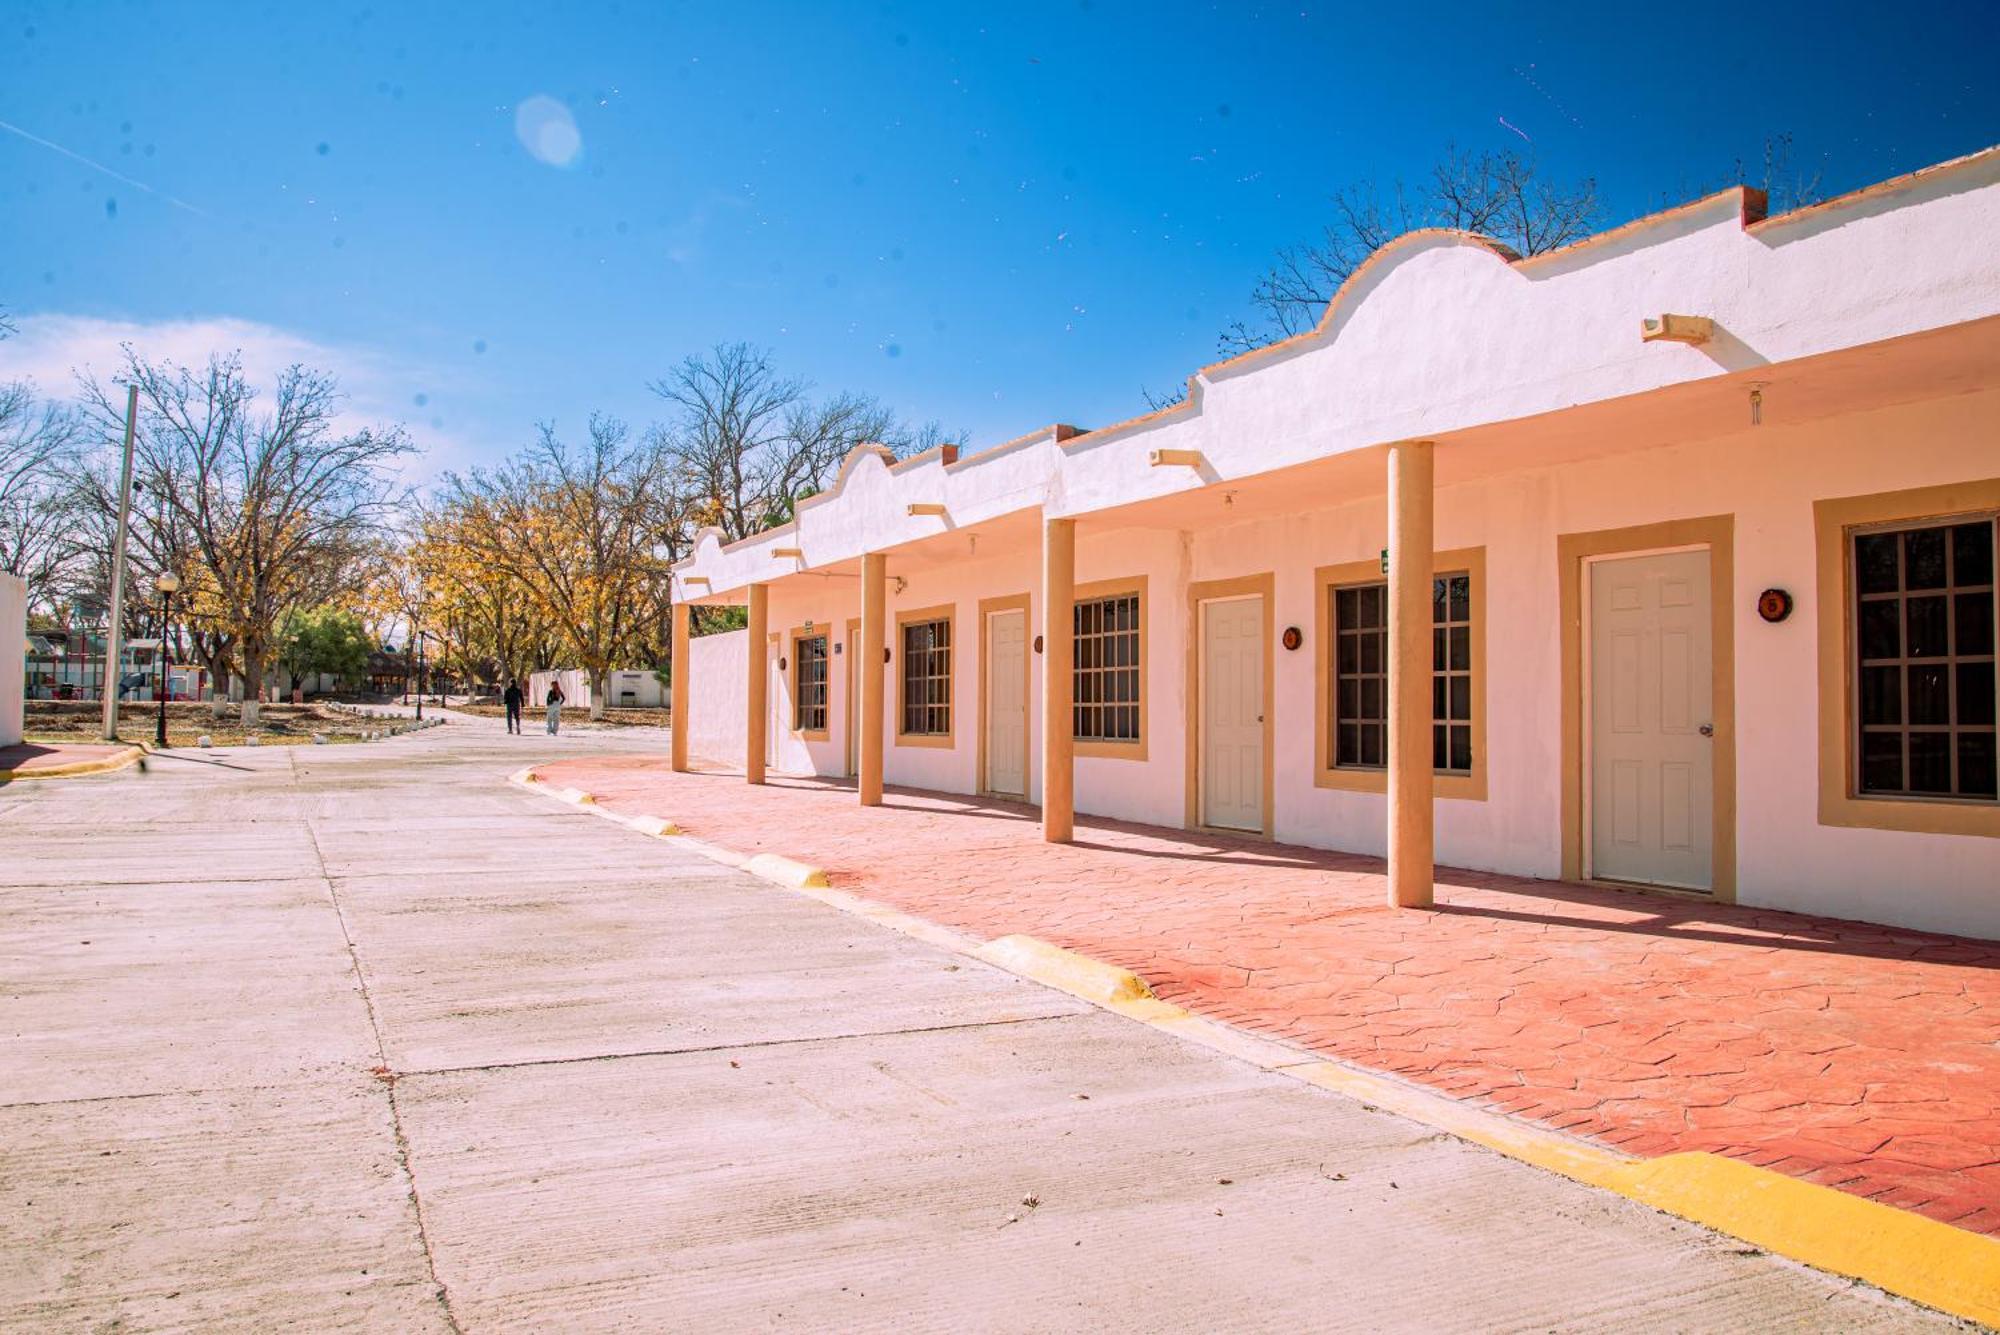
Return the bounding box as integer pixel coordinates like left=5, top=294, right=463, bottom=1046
left=1332, top=573, right=1473, bottom=772
left=793, top=633, right=828, bottom=732
left=1852, top=518, right=1997, bottom=800
left=1073, top=592, right=1141, bottom=742
left=899, top=618, right=951, bottom=735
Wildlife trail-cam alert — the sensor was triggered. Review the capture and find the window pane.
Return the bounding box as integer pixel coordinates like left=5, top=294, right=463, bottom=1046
left=1449, top=575, right=1470, bottom=622
left=1449, top=625, right=1470, bottom=671
left=1431, top=676, right=1447, bottom=720
left=1336, top=589, right=1358, bottom=631
left=1449, top=673, right=1471, bottom=721
left=1860, top=731, right=1903, bottom=792
left=1433, top=724, right=1448, bottom=769
left=1961, top=734, right=1998, bottom=800
left=1360, top=629, right=1382, bottom=674
left=1855, top=532, right=1900, bottom=595
left=1359, top=723, right=1383, bottom=767
left=1952, top=521, right=1994, bottom=587
left=1958, top=592, right=1995, bottom=657
left=1339, top=678, right=1358, bottom=719
left=1909, top=731, right=1952, bottom=794
left=1450, top=725, right=1472, bottom=772
left=1860, top=665, right=1902, bottom=726
left=1432, top=626, right=1446, bottom=672
left=1337, top=634, right=1357, bottom=674
left=1959, top=662, right=1996, bottom=727
left=1859, top=601, right=1901, bottom=659
left=1359, top=677, right=1381, bottom=721
left=1358, top=584, right=1381, bottom=629
left=1906, top=596, right=1948, bottom=658
left=1909, top=664, right=1950, bottom=726
left=1906, top=528, right=1947, bottom=590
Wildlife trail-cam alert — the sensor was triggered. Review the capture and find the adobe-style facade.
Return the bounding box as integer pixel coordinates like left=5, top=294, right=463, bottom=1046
left=672, top=147, right=2000, bottom=940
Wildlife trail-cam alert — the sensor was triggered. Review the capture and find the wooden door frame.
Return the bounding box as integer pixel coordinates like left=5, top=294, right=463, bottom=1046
left=844, top=617, right=861, bottom=778
left=1559, top=517, right=1736, bottom=902
left=1183, top=573, right=1275, bottom=836
left=976, top=593, right=1032, bottom=798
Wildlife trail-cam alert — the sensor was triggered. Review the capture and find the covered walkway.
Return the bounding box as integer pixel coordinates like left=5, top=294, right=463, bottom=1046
left=538, top=753, right=2000, bottom=1237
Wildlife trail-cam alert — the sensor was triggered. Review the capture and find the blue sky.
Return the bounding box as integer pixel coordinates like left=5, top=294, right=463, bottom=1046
left=2, top=1, right=1995, bottom=474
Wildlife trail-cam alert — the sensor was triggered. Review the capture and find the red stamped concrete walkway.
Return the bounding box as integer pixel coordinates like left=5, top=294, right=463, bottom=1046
left=538, top=756, right=2000, bottom=1236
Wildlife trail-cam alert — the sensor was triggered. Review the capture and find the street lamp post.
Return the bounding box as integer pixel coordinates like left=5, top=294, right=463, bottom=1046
left=416, top=631, right=426, bottom=722
left=154, top=573, right=181, bottom=748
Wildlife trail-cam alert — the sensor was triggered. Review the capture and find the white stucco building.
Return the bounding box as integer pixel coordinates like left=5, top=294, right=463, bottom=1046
left=671, top=148, right=2000, bottom=940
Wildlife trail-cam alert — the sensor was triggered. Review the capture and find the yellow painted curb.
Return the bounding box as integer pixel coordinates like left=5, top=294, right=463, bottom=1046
left=743, top=852, right=830, bottom=889
left=0, top=744, right=146, bottom=781
left=970, top=941, right=2000, bottom=1326
left=1605, top=1152, right=2000, bottom=1326
left=629, top=814, right=680, bottom=837
left=974, top=935, right=1154, bottom=1005
left=1279, top=1060, right=1630, bottom=1185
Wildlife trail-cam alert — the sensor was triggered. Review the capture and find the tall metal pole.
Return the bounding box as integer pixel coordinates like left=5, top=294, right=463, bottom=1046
left=155, top=586, right=172, bottom=748
left=100, top=385, right=139, bottom=740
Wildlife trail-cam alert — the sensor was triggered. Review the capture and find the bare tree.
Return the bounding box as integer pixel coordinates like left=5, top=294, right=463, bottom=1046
left=1220, top=146, right=1601, bottom=354
left=0, top=382, right=83, bottom=603
left=1705, top=133, right=1827, bottom=216
left=651, top=342, right=965, bottom=541
left=77, top=350, right=411, bottom=723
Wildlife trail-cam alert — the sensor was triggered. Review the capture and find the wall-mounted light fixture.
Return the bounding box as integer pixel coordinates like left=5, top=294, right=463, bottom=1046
left=1149, top=448, right=1203, bottom=468
left=772, top=547, right=804, bottom=559
left=1033, top=634, right=1044, bottom=654
left=1757, top=588, right=1793, bottom=623
left=1282, top=626, right=1303, bottom=652
left=907, top=502, right=947, bottom=517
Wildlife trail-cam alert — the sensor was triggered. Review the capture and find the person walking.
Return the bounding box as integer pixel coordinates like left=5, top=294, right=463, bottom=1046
left=502, top=678, right=524, bottom=734
left=544, top=677, right=566, bottom=735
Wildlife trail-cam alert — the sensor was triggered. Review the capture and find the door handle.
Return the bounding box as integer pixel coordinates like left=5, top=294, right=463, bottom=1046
left=1698, top=724, right=1714, bottom=737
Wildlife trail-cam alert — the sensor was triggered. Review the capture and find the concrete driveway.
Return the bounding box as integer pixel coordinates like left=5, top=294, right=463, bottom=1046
left=0, top=721, right=1958, bottom=1330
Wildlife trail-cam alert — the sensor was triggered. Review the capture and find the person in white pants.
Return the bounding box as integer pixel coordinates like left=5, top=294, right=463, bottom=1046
left=545, top=679, right=565, bottom=735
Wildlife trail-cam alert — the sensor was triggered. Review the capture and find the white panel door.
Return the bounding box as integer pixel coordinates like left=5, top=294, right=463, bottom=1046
left=985, top=609, right=1027, bottom=796
left=1201, top=596, right=1264, bottom=831
left=1589, top=550, right=1713, bottom=891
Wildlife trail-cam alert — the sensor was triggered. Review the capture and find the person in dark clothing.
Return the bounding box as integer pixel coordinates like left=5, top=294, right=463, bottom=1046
left=503, top=679, right=524, bottom=734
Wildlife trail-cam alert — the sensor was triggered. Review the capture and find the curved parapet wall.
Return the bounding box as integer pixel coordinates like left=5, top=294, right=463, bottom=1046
left=675, top=146, right=2000, bottom=600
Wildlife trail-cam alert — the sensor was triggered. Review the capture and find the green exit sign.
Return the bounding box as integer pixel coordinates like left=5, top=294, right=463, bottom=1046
left=1380, top=548, right=1389, bottom=574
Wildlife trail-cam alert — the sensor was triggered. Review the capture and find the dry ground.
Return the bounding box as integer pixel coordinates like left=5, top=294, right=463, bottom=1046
left=22, top=700, right=371, bottom=748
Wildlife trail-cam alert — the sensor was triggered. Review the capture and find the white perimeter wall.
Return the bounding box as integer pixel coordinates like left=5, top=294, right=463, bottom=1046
left=1, top=573, right=23, bottom=747
left=687, top=629, right=748, bottom=767
left=693, top=389, right=2000, bottom=939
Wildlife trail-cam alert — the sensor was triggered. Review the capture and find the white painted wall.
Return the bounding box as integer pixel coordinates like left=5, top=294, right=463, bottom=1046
left=697, top=390, right=2000, bottom=938
left=528, top=669, right=592, bottom=711
left=687, top=630, right=748, bottom=766
left=0, top=573, right=24, bottom=747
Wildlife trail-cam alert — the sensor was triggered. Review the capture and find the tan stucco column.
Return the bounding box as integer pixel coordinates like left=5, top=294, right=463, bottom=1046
left=859, top=552, right=886, bottom=806
left=1387, top=441, right=1435, bottom=908
left=1041, top=515, right=1076, bottom=843
left=670, top=600, right=691, bottom=772
left=746, top=583, right=768, bottom=785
